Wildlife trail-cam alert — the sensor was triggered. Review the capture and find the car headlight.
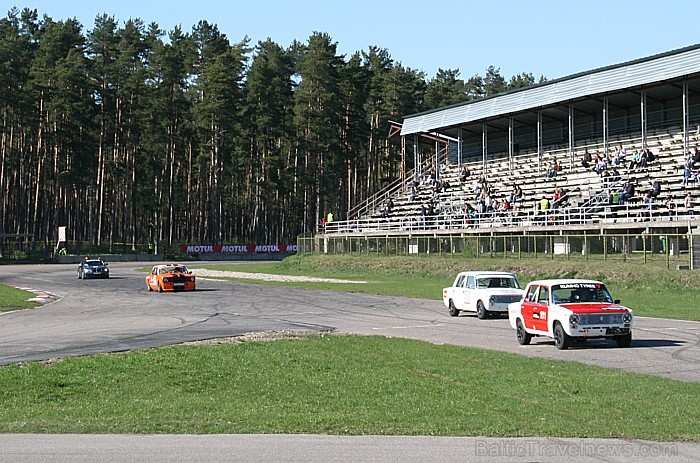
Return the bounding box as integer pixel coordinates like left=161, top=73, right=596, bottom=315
left=163, top=278, right=169, bottom=283
left=622, top=313, right=632, bottom=323
left=489, top=296, right=494, bottom=304
left=569, top=314, right=579, bottom=325
left=190, top=277, right=195, bottom=282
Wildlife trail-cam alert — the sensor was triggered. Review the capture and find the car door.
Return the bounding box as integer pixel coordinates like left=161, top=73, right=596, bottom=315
left=532, top=285, right=550, bottom=332
left=148, top=267, right=157, bottom=288
left=460, top=275, right=476, bottom=311
left=521, top=284, right=540, bottom=330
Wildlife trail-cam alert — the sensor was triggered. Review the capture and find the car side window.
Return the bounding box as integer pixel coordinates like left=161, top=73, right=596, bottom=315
left=538, top=286, right=550, bottom=304
left=525, top=285, right=538, bottom=302
left=466, top=276, right=475, bottom=289
left=455, top=275, right=465, bottom=287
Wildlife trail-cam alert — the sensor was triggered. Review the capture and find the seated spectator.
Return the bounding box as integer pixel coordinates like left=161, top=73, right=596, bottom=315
left=619, top=181, right=636, bottom=203
left=509, top=185, right=523, bottom=205
left=582, top=149, right=592, bottom=169
left=545, top=162, right=557, bottom=179
left=609, top=168, right=621, bottom=184
left=647, top=180, right=661, bottom=199
left=459, top=165, right=470, bottom=182
left=644, top=148, right=655, bottom=164
left=637, top=149, right=648, bottom=168
left=594, top=152, right=607, bottom=175
left=629, top=150, right=642, bottom=170
left=693, top=147, right=700, bottom=168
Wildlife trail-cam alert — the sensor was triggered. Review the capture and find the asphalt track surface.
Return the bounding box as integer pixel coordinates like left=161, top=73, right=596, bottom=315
left=1, top=261, right=700, bottom=462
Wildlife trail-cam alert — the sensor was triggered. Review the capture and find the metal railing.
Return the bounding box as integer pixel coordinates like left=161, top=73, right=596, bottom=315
left=321, top=204, right=697, bottom=235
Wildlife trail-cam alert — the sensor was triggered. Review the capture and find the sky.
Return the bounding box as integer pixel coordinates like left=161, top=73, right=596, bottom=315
left=6, top=0, right=700, bottom=82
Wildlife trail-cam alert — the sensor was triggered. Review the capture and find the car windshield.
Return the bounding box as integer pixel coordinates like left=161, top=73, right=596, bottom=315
left=160, top=266, right=187, bottom=274
left=551, top=283, right=613, bottom=304
left=85, top=260, right=104, bottom=267
left=476, top=276, right=519, bottom=289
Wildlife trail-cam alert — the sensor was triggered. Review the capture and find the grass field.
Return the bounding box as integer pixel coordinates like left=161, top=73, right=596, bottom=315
left=193, top=255, right=700, bottom=321
left=0, top=285, right=39, bottom=312
left=1, top=334, right=699, bottom=441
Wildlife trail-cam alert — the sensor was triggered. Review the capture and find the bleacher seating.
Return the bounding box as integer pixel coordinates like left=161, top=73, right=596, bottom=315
left=352, top=124, right=699, bottom=233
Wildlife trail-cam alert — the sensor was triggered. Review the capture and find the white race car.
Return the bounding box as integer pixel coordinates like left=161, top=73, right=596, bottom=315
left=443, top=271, right=524, bottom=319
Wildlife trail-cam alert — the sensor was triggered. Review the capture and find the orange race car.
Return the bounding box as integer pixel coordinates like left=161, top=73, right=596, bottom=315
left=146, top=264, right=196, bottom=292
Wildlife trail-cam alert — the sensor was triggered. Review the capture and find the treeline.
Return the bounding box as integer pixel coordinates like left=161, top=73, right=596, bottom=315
left=0, top=7, right=543, bottom=247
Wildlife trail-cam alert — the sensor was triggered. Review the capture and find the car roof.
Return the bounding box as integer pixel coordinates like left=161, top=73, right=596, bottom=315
left=458, top=271, right=516, bottom=277
left=527, top=279, right=605, bottom=286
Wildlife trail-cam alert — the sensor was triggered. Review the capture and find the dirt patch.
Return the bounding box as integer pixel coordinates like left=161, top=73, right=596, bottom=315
left=178, top=329, right=337, bottom=346
left=192, top=268, right=367, bottom=284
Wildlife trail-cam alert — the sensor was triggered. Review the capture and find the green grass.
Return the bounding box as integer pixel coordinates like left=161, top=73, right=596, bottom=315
left=0, top=335, right=698, bottom=440
left=194, top=255, right=700, bottom=320
left=0, top=285, right=39, bottom=312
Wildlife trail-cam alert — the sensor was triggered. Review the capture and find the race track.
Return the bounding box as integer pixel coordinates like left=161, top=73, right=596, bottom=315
left=1, top=261, right=699, bottom=382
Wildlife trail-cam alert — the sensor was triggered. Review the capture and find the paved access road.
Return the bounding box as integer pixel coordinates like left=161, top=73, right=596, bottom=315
left=1, top=261, right=700, bottom=463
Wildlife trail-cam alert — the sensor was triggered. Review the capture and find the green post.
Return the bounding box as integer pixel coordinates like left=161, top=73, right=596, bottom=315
left=643, top=235, right=647, bottom=264
left=603, top=235, right=607, bottom=261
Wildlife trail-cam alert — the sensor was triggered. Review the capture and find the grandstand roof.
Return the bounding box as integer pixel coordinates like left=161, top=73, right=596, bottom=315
left=401, top=43, right=700, bottom=137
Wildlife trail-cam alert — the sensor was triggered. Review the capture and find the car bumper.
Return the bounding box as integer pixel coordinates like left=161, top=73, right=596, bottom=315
left=568, top=326, right=631, bottom=338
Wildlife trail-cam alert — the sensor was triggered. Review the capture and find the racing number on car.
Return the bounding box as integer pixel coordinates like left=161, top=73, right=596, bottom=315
left=540, top=311, right=547, bottom=320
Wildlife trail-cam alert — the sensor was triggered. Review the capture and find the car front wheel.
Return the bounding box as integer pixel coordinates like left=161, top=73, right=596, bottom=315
left=553, top=322, right=570, bottom=350
left=516, top=319, right=531, bottom=345
left=615, top=333, right=632, bottom=348
left=157, top=281, right=163, bottom=293
left=448, top=300, right=460, bottom=317
left=476, top=300, right=488, bottom=319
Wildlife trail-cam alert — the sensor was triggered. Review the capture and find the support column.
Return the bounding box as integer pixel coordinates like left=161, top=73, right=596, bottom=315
left=537, top=112, right=542, bottom=172
left=457, top=127, right=463, bottom=166
left=568, top=105, right=575, bottom=168
left=603, top=96, right=609, bottom=153
left=482, top=123, right=488, bottom=176
left=508, top=117, right=514, bottom=174
left=641, top=90, right=647, bottom=148
left=683, top=80, right=689, bottom=155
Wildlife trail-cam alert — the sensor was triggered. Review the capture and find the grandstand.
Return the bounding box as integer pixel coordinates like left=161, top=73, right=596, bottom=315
left=313, top=44, right=700, bottom=262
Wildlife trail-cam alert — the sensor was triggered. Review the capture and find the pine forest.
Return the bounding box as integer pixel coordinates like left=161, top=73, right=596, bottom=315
left=0, top=7, right=542, bottom=251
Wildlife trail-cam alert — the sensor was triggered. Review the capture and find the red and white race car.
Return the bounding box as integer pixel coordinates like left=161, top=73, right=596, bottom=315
left=508, top=279, right=633, bottom=350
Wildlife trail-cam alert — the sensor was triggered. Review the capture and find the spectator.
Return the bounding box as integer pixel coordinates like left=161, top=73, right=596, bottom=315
left=682, top=157, right=693, bottom=186
left=685, top=192, right=694, bottom=215
left=539, top=195, right=550, bottom=212
left=644, top=148, right=655, bottom=164
left=594, top=152, right=607, bottom=175
left=629, top=150, right=641, bottom=170
left=459, top=165, right=470, bottom=183
left=665, top=197, right=677, bottom=220
left=693, top=147, right=700, bottom=168
left=620, top=181, right=636, bottom=203
left=610, top=168, right=621, bottom=184
left=582, top=149, right=592, bottom=169
left=545, top=162, right=557, bottom=179
left=510, top=185, right=523, bottom=205
left=638, top=149, right=648, bottom=168
left=648, top=180, right=661, bottom=199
